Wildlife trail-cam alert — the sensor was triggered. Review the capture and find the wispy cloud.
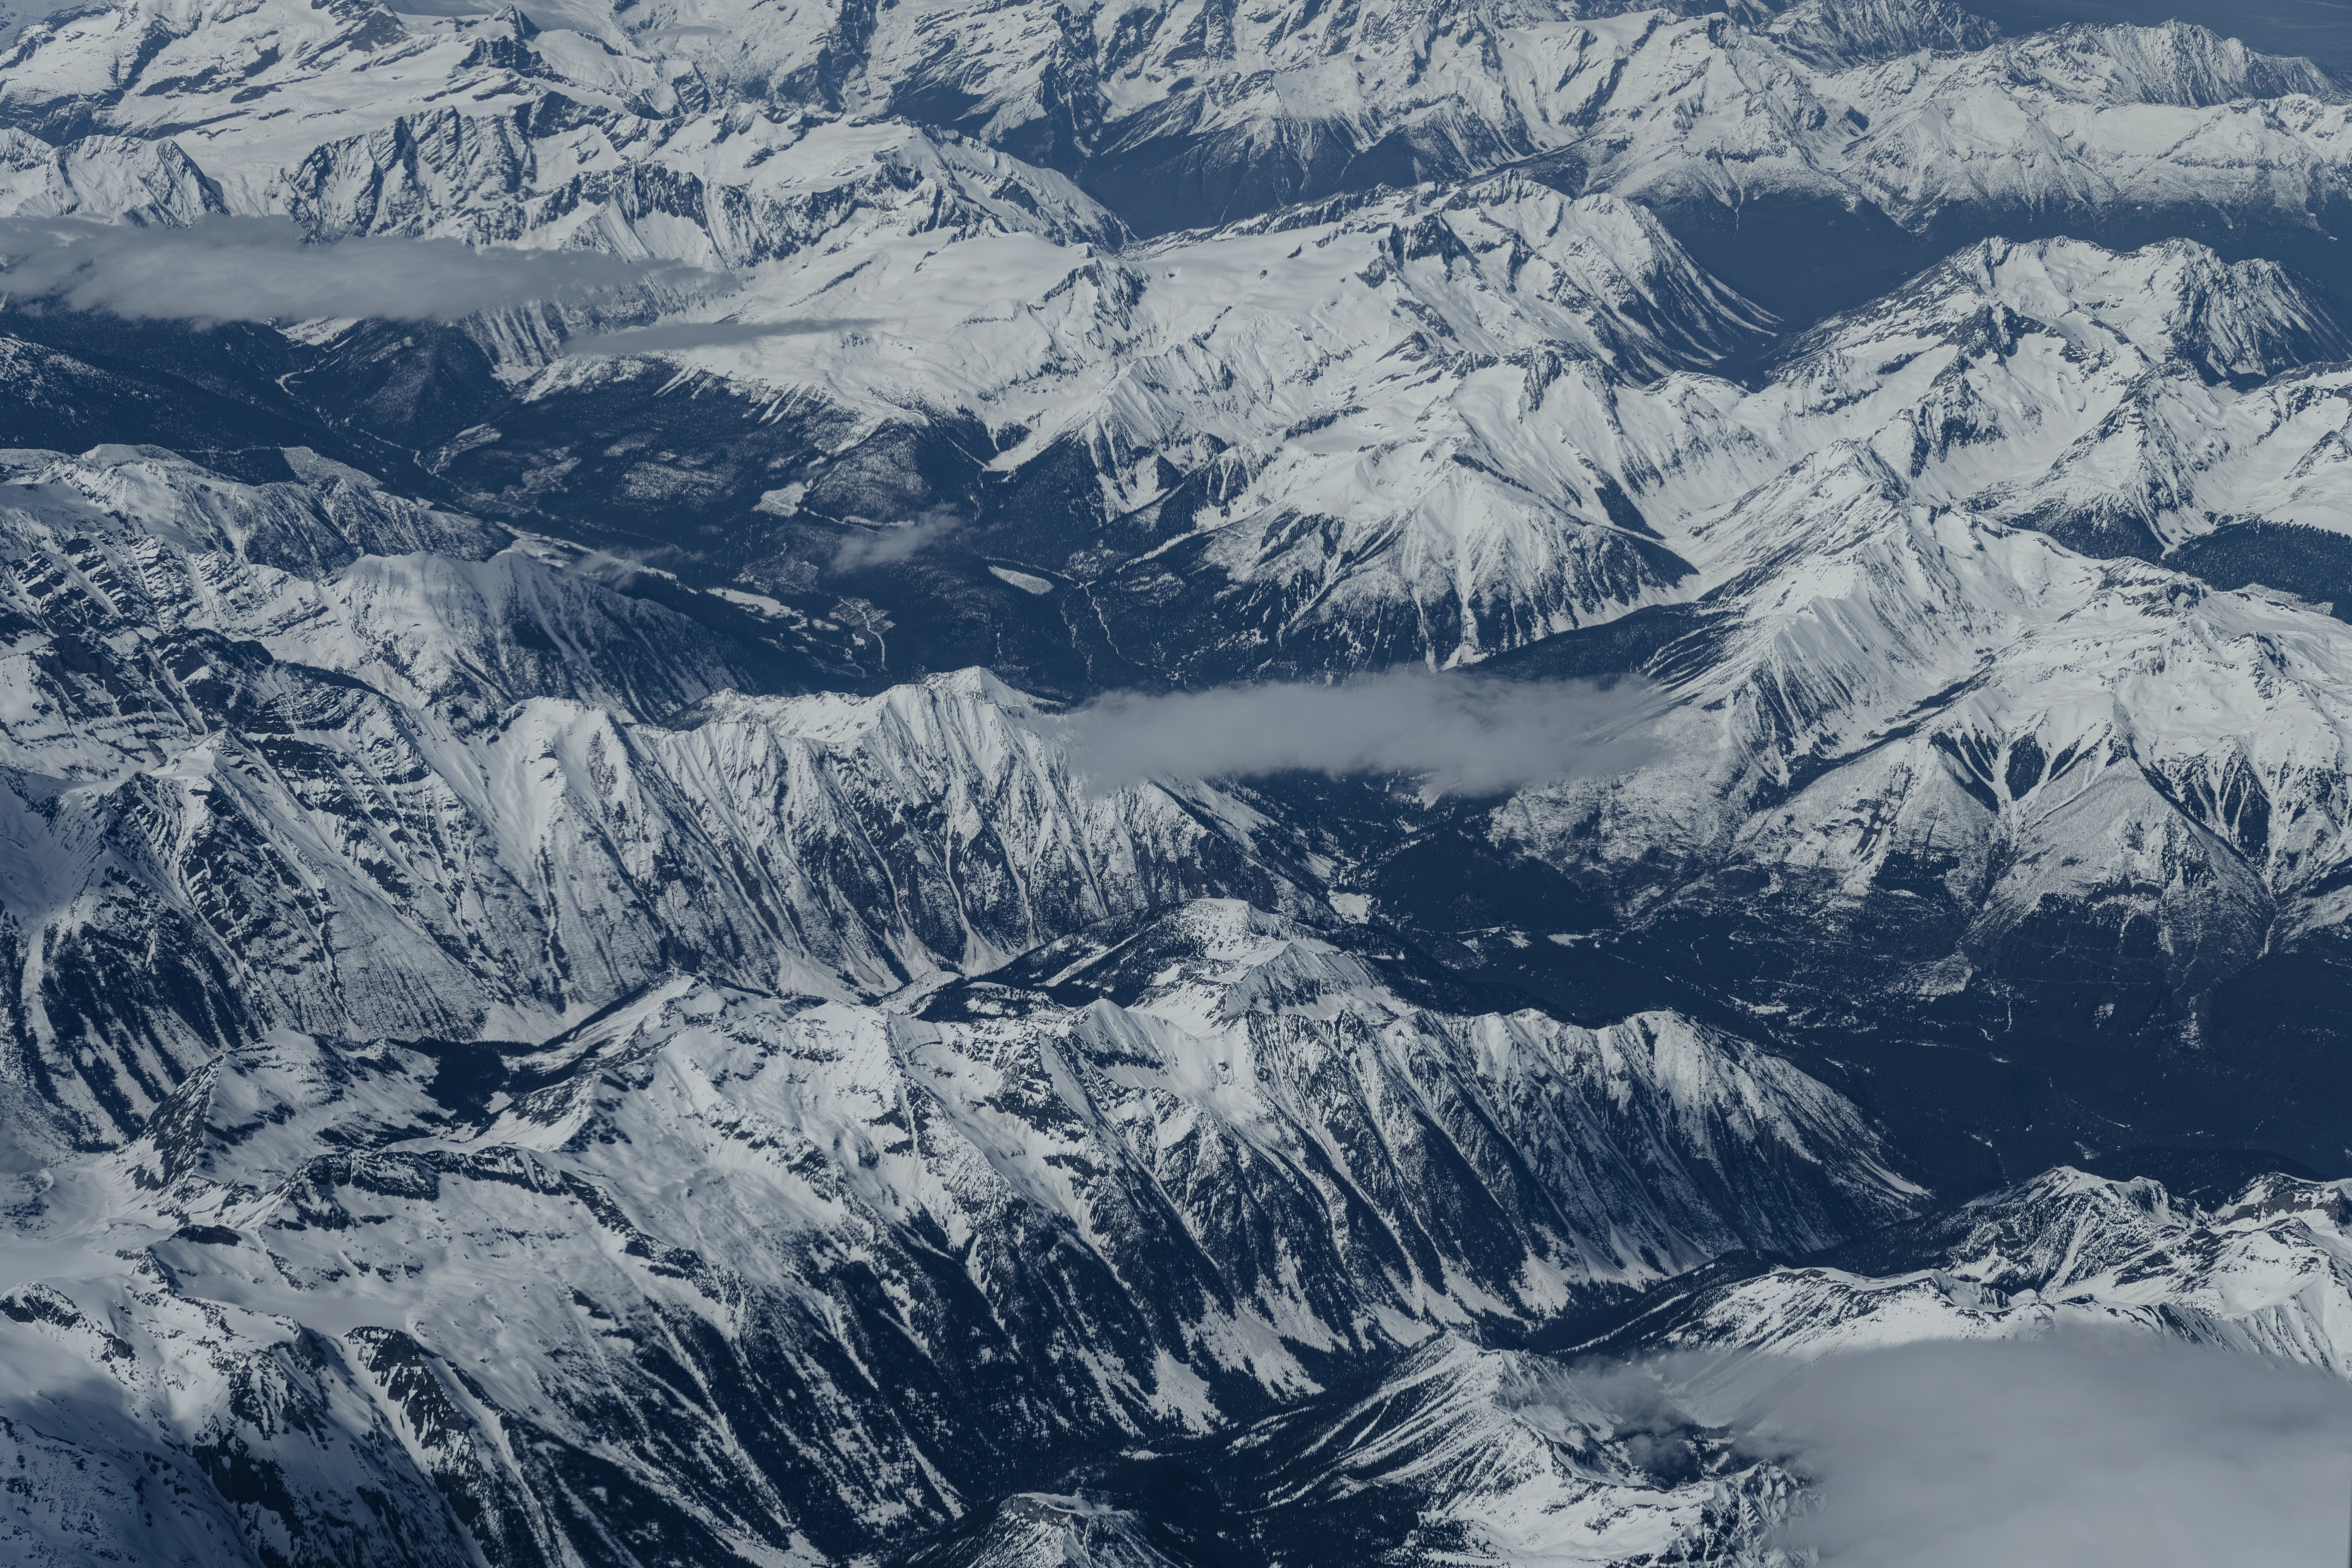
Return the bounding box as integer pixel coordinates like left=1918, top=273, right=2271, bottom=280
left=567, top=545, right=689, bottom=588
left=1050, top=670, right=1663, bottom=795
left=561, top=318, right=881, bottom=356
left=1724, top=1335, right=2352, bottom=1566
left=831, top=508, right=963, bottom=571
left=0, top=216, right=704, bottom=323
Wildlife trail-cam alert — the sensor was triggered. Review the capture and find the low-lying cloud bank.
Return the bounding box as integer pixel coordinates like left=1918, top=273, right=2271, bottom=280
left=1725, top=1336, right=2352, bottom=1566
left=0, top=217, right=702, bottom=323
left=561, top=317, right=880, bottom=355
left=831, top=508, right=964, bottom=570
left=1051, top=671, right=1663, bottom=794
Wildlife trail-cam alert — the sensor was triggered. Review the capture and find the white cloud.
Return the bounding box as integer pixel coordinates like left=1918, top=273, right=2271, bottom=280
left=561, top=317, right=880, bottom=356
left=1726, top=1335, right=2352, bottom=1566
left=831, top=508, right=962, bottom=570
left=1049, top=670, right=1663, bottom=794
left=0, top=216, right=703, bottom=323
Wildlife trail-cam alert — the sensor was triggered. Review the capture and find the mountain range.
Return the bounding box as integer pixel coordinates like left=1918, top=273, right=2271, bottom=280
left=2, top=0, right=2352, bottom=1558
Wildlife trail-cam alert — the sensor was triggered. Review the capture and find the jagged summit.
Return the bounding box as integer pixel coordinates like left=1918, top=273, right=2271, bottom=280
left=1764, top=0, right=2002, bottom=69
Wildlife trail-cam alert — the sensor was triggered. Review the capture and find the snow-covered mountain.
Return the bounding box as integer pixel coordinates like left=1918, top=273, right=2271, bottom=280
left=0, top=444, right=1381, bottom=1149
left=1083, top=1332, right=1806, bottom=1567
left=11, top=0, right=2352, bottom=686
left=5, top=0, right=2352, bottom=1560
left=8, top=0, right=2350, bottom=285
left=942, top=1159, right=2352, bottom=1566
left=0, top=898, right=1911, bottom=1564
left=1578, top=1162, right=2352, bottom=1368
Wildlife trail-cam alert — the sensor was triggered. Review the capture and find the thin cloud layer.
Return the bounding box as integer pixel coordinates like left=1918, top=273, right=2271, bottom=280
left=0, top=216, right=701, bottom=323
left=562, top=317, right=880, bottom=355
left=831, top=508, right=962, bottom=570
left=1730, top=1336, right=2352, bottom=1566
left=1052, top=670, right=1663, bottom=794
left=568, top=546, right=689, bottom=589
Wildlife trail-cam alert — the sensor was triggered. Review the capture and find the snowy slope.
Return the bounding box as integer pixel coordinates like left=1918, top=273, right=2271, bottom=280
left=0, top=899, right=1913, bottom=1564
left=14, top=0, right=2348, bottom=247
left=7, top=222, right=2352, bottom=1174
left=8, top=171, right=2352, bottom=1162
left=16, top=0, right=2352, bottom=678
left=1106, top=1332, right=1805, bottom=1567
left=1584, top=1166, right=2352, bottom=1370
left=904, top=1492, right=1191, bottom=1568
left=414, top=208, right=2352, bottom=687
left=0, top=445, right=1331, bottom=1149
left=1395, top=241, right=2352, bottom=1118
left=421, top=164, right=1772, bottom=678
left=0, top=661, right=1318, bottom=1148
left=1472, top=451, right=2352, bottom=1184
